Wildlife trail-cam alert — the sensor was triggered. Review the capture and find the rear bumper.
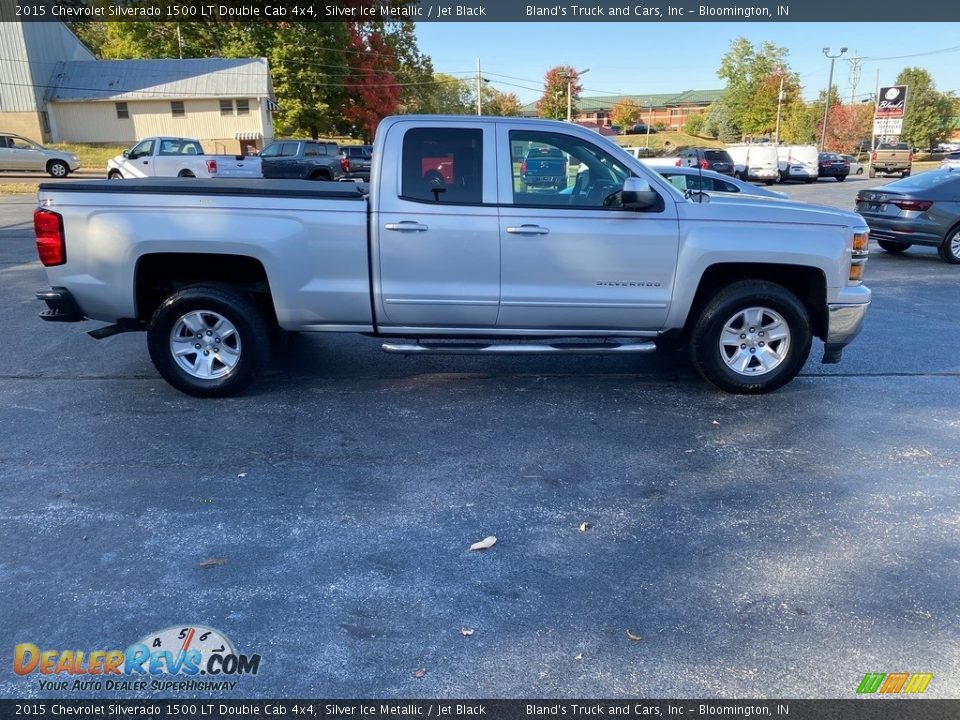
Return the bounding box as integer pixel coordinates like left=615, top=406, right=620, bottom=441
left=860, top=216, right=943, bottom=247
left=36, top=287, right=85, bottom=322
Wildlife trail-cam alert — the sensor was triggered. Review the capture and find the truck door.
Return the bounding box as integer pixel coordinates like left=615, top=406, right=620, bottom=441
left=122, top=139, right=156, bottom=178
left=496, top=126, right=679, bottom=332
left=373, top=122, right=499, bottom=328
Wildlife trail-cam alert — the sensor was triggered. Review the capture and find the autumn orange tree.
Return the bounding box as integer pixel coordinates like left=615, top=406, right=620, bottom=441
left=610, top=99, right=641, bottom=129
left=820, top=103, right=873, bottom=153
left=537, top=66, right=582, bottom=120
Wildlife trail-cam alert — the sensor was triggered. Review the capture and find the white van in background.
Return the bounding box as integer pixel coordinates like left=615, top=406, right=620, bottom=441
left=776, top=145, right=819, bottom=183
left=725, top=144, right=779, bottom=185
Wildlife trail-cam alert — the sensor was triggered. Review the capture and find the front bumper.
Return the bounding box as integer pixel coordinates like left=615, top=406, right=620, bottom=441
left=36, top=287, right=85, bottom=322
left=821, top=300, right=870, bottom=364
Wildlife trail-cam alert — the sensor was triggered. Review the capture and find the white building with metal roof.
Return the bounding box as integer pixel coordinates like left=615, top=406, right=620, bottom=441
left=1, top=23, right=276, bottom=154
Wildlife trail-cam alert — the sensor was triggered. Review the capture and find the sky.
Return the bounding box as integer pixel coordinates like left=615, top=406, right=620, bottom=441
left=414, top=23, right=960, bottom=105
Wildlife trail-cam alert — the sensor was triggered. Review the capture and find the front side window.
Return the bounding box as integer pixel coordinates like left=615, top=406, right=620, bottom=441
left=401, top=127, right=483, bottom=204
left=279, top=142, right=299, bottom=157
left=129, top=139, right=154, bottom=159
left=259, top=143, right=281, bottom=158
left=510, top=130, right=632, bottom=209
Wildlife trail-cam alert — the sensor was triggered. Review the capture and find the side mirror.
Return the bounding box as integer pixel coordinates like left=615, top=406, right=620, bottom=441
left=622, top=177, right=660, bottom=210
left=122, top=150, right=130, bottom=159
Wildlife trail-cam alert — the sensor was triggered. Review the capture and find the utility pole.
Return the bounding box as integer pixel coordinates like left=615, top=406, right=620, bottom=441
left=476, top=58, right=481, bottom=116
left=820, top=47, right=847, bottom=152
left=774, top=74, right=785, bottom=144
left=848, top=53, right=862, bottom=105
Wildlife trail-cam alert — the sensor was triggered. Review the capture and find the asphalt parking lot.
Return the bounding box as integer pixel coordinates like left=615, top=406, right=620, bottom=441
left=1, top=175, right=958, bottom=700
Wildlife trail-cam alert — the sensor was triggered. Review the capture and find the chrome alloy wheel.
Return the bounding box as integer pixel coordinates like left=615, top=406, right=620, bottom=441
left=950, top=230, right=960, bottom=261
left=169, top=310, right=241, bottom=380
left=719, top=306, right=791, bottom=376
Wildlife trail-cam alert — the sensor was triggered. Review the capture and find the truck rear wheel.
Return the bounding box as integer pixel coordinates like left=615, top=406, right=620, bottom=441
left=877, top=240, right=910, bottom=253
left=689, top=280, right=811, bottom=394
left=147, top=285, right=271, bottom=398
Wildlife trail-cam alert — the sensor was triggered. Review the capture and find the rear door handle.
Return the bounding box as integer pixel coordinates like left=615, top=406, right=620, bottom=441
left=384, top=222, right=428, bottom=232
left=506, top=224, right=549, bottom=235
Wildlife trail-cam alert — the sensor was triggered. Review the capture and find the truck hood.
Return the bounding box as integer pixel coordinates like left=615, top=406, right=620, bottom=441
left=683, top=193, right=866, bottom=230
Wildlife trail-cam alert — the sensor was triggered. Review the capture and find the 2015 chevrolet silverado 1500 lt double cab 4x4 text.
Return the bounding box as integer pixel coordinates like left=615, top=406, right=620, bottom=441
left=34, top=116, right=871, bottom=397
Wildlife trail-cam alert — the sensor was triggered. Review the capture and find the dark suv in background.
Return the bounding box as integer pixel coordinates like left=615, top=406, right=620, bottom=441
left=342, top=145, right=373, bottom=182
left=678, top=148, right=735, bottom=176
left=260, top=139, right=348, bottom=180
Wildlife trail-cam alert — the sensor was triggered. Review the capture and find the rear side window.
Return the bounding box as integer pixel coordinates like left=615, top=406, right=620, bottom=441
left=401, top=127, right=483, bottom=204
left=704, top=150, right=732, bottom=163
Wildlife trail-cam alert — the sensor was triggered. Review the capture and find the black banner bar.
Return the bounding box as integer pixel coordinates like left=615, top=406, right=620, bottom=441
left=3, top=0, right=960, bottom=22
left=0, top=700, right=958, bottom=720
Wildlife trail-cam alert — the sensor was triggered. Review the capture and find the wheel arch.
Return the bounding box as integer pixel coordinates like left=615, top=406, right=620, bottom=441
left=134, top=253, right=277, bottom=326
left=680, top=263, right=828, bottom=342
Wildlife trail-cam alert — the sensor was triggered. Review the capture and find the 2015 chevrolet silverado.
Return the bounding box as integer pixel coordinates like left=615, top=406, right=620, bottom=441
left=33, top=116, right=871, bottom=397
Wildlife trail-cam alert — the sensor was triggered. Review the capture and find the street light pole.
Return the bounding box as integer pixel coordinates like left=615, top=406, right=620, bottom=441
left=559, top=68, right=589, bottom=122
left=820, top=47, right=847, bottom=152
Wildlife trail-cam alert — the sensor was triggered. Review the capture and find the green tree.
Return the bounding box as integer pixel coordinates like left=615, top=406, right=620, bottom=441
left=483, top=88, right=523, bottom=117
left=780, top=101, right=819, bottom=145
left=416, top=73, right=474, bottom=115
left=683, top=113, right=705, bottom=136
left=895, top=67, right=954, bottom=149
left=536, top=66, right=581, bottom=120
left=702, top=97, right=740, bottom=143
left=717, top=38, right=799, bottom=138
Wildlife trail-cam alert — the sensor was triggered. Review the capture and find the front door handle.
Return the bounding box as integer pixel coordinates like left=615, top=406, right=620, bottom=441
left=506, top=224, right=549, bottom=236
left=385, top=221, right=429, bottom=232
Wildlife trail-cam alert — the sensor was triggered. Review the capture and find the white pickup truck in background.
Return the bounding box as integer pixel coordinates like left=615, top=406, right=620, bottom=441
left=106, top=137, right=262, bottom=179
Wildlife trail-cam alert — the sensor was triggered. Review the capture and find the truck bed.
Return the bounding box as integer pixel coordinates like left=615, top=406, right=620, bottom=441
left=39, top=177, right=367, bottom=200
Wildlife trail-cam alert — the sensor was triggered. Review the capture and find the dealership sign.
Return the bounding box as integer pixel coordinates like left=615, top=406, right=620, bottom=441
left=874, top=85, right=908, bottom=135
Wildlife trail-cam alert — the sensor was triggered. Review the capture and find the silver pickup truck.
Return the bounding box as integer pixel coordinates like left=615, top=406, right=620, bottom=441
left=34, top=116, right=871, bottom=397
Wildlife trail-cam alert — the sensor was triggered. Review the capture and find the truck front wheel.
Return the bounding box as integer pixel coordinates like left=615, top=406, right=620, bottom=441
left=147, top=285, right=271, bottom=398
left=689, top=280, right=811, bottom=394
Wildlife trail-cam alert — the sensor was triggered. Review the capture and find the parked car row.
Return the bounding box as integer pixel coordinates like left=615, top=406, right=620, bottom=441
left=102, top=136, right=373, bottom=182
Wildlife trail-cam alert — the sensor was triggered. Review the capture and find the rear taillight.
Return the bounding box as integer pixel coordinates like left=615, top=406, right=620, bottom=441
left=340, top=157, right=350, bottom=173
left=699, top=159, right=710, bottom=169
left=206, top=159, right=218, bottom=174
left=520, top=161, right=527, bottom=174
left=870, top=151, right=877, bottom=161
left=908, top=152, right=914, bottom=162
left=892, top=199, right=933, bottom=211
left=34, top=209, right=66, bottom=267
left=674, top=159, right=682, bottom=166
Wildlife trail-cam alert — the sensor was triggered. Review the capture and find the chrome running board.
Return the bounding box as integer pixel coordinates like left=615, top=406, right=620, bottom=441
left=381, top=341, right=657, bottom=355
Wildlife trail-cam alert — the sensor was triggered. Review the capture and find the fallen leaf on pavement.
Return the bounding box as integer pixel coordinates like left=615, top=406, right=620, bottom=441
left=412, top=668, right=427, bottom=679
left=574, top=653, right=583, bottom=661
left=626, top=630, right=643, bottom=641
left=469, top=536, right=497, bottom=551
left=578, top=522, right=590, bottom=532
left=460, top=627, right=475, bottom=636
left=198, top=558, right=228, bottom=569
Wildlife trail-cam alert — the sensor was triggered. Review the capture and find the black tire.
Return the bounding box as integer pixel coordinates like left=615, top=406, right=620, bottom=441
left=877, top=240, right=911, bottom=253
left=765, top=180, right=775, bottom=186
left=47, top=160, right=69, bottom=178
left=804, top=178, right=815, bottom=184
left=939, top=224, right=960, bottom=264
left=108, top=170, right=123, bottom=180
left=178, top=171, right=195, bottom=178
left=147, top=284, right=272, bottom=398
left=688, top=280, right=812, bottom=394
left=836, top=175, right=846, bottom=182
left=856, top=167, right=864, bottom=175
left=309, top=170, right=332, bottom=181
left=902, top=170, right=911, bottom=178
